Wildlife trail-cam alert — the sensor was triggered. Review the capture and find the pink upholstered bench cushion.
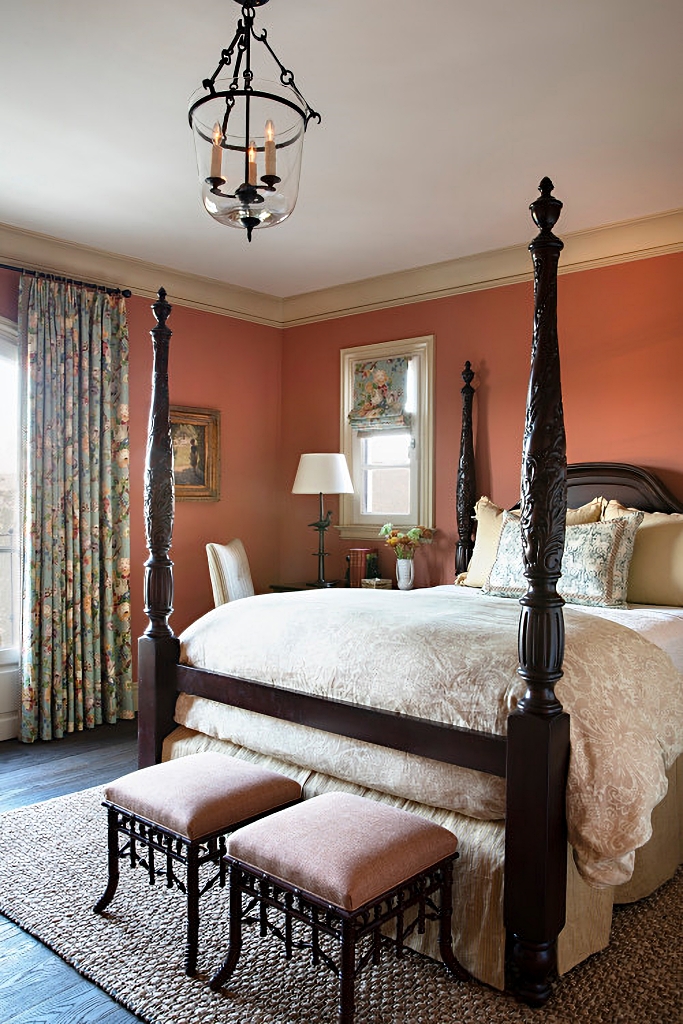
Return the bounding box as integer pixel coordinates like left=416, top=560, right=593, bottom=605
left=104, top=752, right=301, bottom=841
left=228, top=792, right=458, bottom=912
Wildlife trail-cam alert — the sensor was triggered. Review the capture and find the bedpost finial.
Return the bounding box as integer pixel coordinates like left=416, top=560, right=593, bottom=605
left=461, top=360, right=475, bottom=391
left=530, top=177, right=563, bottom=237
left=152, top=287, right=172, bottom=328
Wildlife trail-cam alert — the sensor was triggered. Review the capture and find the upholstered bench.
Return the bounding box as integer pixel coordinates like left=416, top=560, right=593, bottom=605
left=209, top=791, right=467, bottom=1023
left=93, top=752, right=301, bottom=975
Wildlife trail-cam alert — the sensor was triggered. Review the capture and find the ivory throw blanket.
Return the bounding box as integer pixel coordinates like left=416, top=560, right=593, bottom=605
left=179, top=586, right=683, bottom=887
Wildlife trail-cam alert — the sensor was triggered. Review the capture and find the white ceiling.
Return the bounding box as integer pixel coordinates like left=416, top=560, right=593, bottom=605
left=1, top=0, right=682, bottom=300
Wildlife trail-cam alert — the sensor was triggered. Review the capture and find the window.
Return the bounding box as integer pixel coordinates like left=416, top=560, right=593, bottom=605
left=339, top=336, right=434, bottom=540
left=0, top=318, right=20, bottom=656
left=0, top=316, right=20, bottom=739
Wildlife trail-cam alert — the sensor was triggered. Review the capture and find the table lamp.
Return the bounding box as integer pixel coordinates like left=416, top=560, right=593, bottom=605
left=292, top=453, right=353, bottom=587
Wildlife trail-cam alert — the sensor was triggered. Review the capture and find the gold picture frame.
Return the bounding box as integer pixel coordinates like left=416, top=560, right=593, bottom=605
left=170, top=406, right=220, bottom=501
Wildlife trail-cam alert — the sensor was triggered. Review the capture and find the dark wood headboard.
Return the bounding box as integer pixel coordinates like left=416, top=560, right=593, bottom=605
left=567, top=462, right=683, bottom=514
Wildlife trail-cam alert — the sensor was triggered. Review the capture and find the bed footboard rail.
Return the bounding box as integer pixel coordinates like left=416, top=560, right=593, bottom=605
left=176, top=664, right=507, bottom=776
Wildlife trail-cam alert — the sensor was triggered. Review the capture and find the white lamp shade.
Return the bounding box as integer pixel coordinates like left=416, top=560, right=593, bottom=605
left=292, top=453, right=354, bottom=495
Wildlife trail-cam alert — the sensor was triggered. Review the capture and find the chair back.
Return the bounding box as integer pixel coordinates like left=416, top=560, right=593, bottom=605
left=206, top=539, right=255, bottom=605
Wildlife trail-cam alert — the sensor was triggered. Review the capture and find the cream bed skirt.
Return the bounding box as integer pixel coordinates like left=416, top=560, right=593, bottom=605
left=163, top=725, right=682, bottom=990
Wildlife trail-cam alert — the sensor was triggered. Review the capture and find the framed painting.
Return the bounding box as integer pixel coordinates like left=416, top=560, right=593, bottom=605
left=170, top=406, right=220, bottom=501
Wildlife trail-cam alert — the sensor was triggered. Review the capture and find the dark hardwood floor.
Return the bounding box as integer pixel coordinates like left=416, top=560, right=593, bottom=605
left=0, top=719, right=143, bottom=1023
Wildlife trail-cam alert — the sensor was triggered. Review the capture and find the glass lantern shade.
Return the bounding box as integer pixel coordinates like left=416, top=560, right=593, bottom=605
left=189, top=79, right=307, bottom=235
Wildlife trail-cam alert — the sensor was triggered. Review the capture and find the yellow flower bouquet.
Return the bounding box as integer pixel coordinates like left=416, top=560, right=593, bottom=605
left=379, top=523, right=434, bottom=560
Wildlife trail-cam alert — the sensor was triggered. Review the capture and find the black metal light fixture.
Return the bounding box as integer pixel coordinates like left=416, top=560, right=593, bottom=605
left=188, top=0, right=320, bottom=242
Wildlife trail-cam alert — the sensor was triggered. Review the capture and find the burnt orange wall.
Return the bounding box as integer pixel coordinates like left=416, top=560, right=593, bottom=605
left=280, top=252, right=683, bottom=588
left=2, top=249, right=682, bottom=652
left=0, top=268, right=19, bottom=322
left=126, top=295, right=283, bottom=644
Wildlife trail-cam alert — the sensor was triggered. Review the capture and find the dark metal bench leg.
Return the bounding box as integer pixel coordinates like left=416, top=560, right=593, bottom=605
left=438, top=859, right=468, bottom=982
left=185, top=843, right=200, bottom=976
left=93, top=806, right=121, bottom=913
left=210, top=863, right=244, bottom=991
left=339, top=917, right=356, bottom=1024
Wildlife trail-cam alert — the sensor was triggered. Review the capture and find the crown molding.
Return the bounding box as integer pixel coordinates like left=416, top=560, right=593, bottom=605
left=282, top=208, right=683, bottom=326
left=0, top=222, right=284, bottom=328
left=1, top=209, right=681, bottom=330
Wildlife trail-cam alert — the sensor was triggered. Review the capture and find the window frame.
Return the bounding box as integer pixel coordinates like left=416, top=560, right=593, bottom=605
left=0, top=315, right=20, bottom=667
left=339, top=335, right=434, bottom=541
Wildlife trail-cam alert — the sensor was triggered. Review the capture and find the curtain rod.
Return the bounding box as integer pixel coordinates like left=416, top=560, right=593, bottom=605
left=0, top=261, right=132, bottom=298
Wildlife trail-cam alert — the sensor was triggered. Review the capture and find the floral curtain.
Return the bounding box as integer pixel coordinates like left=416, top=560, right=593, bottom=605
left=18, top=276, right=132, bottom=741
left=347, top=356, right=411, bottom=431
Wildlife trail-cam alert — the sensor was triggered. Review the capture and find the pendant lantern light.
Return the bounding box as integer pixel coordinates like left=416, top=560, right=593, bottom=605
left=188, top=0, right=320, bottom=241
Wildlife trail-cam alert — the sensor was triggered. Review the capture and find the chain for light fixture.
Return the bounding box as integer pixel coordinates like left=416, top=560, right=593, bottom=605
left=189, top=0, right=320, bottom=241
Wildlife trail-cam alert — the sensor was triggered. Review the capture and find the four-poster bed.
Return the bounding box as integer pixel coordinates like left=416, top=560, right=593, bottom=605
left=137, top=180, right=683, bottom=1005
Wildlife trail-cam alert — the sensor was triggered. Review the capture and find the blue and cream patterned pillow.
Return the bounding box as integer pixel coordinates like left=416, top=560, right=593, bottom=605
left=482, top=510, right=644, bottom=607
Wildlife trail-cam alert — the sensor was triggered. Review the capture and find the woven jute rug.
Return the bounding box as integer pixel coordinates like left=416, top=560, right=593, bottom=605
left=0, top=787, right=680, bottom=1024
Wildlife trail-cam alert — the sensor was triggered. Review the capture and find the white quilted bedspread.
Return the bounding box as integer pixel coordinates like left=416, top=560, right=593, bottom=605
left=179, top=586, right=683, bottom=887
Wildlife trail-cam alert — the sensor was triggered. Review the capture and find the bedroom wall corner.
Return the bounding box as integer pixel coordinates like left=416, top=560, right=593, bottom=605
left=126, top=294, right=284, bottom=657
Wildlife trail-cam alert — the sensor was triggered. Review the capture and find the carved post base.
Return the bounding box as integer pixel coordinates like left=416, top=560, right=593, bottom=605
left=509, top=937, right=557, bottom=1006
left=137, top=633, right=180, bottom=767
left=504, top=709, right=570, bottom=1006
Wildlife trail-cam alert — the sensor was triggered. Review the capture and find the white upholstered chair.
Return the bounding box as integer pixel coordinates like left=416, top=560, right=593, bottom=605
left=206, top=539, right=255, bottom=606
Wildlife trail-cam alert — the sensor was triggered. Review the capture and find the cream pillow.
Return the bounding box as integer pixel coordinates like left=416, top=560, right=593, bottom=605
left=459, top=495, right=604, bottom=588
left=603, top=500, right=683, bottom=606
left=482, top=510, right=643, bottom=607
left=459, top=497, right=507, bottom=587
left=566, top=496, right=603, bottom=526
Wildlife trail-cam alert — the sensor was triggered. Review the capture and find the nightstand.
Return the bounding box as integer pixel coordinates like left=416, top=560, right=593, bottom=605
left=269, top=582, right=339, bottom=593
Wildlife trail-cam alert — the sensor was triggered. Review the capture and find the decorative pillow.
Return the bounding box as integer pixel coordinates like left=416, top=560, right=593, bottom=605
left=559, top=514, right=643, bottom=606
left=459, top=495, right=604, bottom=588
left=566, top=496, right=603, bottom=526
left=480, top=511, right=525, bottom=597
left=603, top=500, right=683, bottom=606
left=458, top=497, right=508, bottom=587
left=483, top=510, right=644, bottom=607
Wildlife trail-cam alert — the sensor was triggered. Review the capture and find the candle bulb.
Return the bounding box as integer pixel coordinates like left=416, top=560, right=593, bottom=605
left=264, top=119, right=276, bottom=177
left=248, top=139, right=257, bottom=185
left=210, top=122, right=222, bottom=179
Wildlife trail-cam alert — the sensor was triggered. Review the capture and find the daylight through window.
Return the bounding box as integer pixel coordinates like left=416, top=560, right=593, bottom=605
left=0, top=318, right=20, bottom=655
left=339, top=336, right=434, bottom=540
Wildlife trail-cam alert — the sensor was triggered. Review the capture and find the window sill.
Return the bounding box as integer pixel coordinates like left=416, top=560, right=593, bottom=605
left=337, top=525, right=386, bottom=542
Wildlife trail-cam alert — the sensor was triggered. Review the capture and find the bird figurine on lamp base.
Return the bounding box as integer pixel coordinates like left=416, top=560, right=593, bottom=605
left=309, top=505, right=335, bottom=588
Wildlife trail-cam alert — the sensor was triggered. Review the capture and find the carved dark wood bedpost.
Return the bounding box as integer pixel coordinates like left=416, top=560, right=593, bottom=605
left=137, top=288, right=180, bottom=767
left=455, top=360, right=476, bottom=575
left=504, top=179, right=571, bottom=1005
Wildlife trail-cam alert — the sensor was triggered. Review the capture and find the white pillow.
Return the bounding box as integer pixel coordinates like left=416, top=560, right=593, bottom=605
left=483, top=511, right=644, bottom=608
left=603, top=500, right=683, bottom=606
